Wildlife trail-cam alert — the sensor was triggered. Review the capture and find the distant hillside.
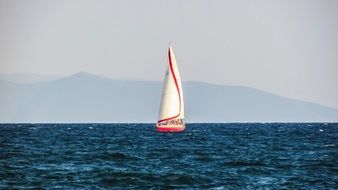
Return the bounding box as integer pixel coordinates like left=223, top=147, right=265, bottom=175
left=0, top=72, right=337, bottom=123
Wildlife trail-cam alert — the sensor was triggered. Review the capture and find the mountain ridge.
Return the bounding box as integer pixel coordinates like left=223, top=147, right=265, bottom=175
left=0, top=72, right=337, bottom=123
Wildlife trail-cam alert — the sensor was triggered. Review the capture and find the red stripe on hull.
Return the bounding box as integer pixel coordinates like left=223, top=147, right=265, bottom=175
left=156, top=125, right=185, bottom=133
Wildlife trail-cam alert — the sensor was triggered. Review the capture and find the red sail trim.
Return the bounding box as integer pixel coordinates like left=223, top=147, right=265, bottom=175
left=158, top=46, right=182, bottom=123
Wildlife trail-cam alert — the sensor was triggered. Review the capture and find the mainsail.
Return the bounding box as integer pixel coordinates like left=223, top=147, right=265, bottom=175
left=156, top=44, right=185, bottom=132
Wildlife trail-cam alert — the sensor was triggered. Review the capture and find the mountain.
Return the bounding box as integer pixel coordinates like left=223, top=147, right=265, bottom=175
left=0, top=72, right=337, bottom=123
left=0, top=73, right=62, bottom=83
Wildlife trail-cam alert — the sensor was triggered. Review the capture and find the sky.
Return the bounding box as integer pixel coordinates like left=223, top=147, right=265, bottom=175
left=0, top=0, right=337, bottom=109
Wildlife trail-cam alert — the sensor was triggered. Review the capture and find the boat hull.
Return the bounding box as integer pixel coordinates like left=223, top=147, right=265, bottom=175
left=156, top=122, right=185, bottom=133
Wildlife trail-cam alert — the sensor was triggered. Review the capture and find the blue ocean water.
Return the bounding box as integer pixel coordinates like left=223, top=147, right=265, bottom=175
left=0, top=123, right=337, bottom=189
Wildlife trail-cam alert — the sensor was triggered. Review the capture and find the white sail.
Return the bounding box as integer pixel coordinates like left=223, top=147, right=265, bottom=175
left=158, top=45, right=184, bottom=122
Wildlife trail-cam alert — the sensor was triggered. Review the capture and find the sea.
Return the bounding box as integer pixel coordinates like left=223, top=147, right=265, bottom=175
left=0, top=123, right=337, bottom=189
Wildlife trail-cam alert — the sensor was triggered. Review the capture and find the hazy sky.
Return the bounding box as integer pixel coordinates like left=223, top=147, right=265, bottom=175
left=0, top=0, right=337, bottom=109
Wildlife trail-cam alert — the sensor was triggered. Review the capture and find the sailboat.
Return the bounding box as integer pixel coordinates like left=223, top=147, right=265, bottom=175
left=156, top=44, right=185, bottom=132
